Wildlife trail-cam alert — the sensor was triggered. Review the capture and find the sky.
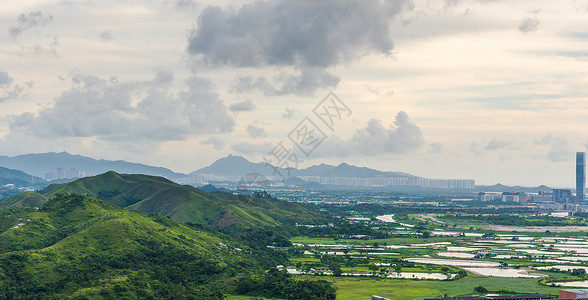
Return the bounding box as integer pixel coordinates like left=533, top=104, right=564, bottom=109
left=2, top=0, right=588, bottom=187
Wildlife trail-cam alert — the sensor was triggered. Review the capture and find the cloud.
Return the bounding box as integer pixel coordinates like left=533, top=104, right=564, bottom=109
left=519, top=16, right=540, bottom=34
left=231, top=142, right=273, bottom=155
left=484, top=138, right=512, bottom=150
left=18, top=35, right=59, bottom=57
left=9, top=10, right=53, bottom=39
left=469, top=141, right=482, bottom=156
left=428, top=142, right=443, bottom=153
left=534, top=134, right=571, bottom=162
left=314, top=111, right=424, bottom=157
left=98, top=31, right=113, bottom=41
left=229, top=99, right=256, bottom=114
left=200, top=137, right=225, bottom=150
left=175, top=0, right=197, bottom=10
left=282, top=106, right=297, bottom=119
left=363, top=84, right=394, bottom=98
left=0, top=71, right=14, bottom=87
left=188, top=0, right=410, bottom=95
left=230, top=68, right=340, bottom=97
left=246, top=124, right=267, bottom=138
left=7, top=70, right=234, bottom=142
left=0, top=71, right=31, bottom=103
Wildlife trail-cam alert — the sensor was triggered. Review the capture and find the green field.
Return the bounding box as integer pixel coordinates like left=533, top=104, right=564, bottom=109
left=298, top=274, right=563, bottom=299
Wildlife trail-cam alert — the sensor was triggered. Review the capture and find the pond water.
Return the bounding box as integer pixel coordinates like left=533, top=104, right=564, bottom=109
left=432, top=231, right=459, bottom=236
left=550, top=247, right=588, bottom=253
left=376, top=214, right=415, bottom=227
left=387, top=272, right=452, bottom=280
left=462, top=267, right=546, bottom=278
left=507, top=244, right=535, bottom=248
left=446, top=246, right=483, bottom=251
left=557, top=256, right=588, bottom=262
left=492, top=255, right=520, bottom=259
left=515, top=249, right=565, bottom=255
left=535, top=265, right=588, bottom=272
left=555, top=281, right=588, bottom=287
left=437, top=252, right=476, bottom=259
left=411, top=242, right=452, bottom=247
left=385, top=245, right=410, bottom=249
left=404, top=258, right=500, bottom=267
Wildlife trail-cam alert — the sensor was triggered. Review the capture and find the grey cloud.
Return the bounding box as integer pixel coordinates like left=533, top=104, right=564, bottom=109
left=0, top=71, right=30, bottom=103
left=9, top=10, right=53, bottom=39
left=519, top=16, right=540, bottom=34
left=534, top=134, right=571, bottom=162
left=282, top=106, right=297, bottom=119
left=229, top=99, right=255, bottom=114
left=247, top=124, right=267, bottom=139
left=363, top=84, right=394, bottom=98
left=188, top=0, right=410, bottom=95
left=231, top=142, right=273, bottom=155
left=484, top=138, right=512, bottom=150
left=98, top=31, right=113, bottom=41
left=8, top=71, right=234, bottom=142
left=176, top=0, right=197, bottom=9
left=428, top=142, right=443, bottom=153
left=200, top=137, right=225, bottom=150
left=315, top=112, right=424, bottom=157
left=0, top=71, right=14, bottom=87
left=444, top=0, right=463, bottom=9
left=469, top=141, right=482, bottom=156
left=231, top=68, right=340, bottom=97
left=19, top=35, right=59, bottom=57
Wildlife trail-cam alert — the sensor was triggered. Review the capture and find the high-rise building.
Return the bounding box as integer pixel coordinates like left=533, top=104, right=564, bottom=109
left=577, top=152, right=585, bottom=202
left=553, top=189, right=572, bottom=203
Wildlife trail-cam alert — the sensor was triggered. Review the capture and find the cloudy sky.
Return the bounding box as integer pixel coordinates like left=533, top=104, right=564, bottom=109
left=2, top=0, right=588, bottom=187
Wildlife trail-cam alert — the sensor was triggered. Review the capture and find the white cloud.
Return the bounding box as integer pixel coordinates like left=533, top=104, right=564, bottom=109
left=7, top=70, right=235, bottom=142
left=200, top=136, right=225, bottom=150
left=9, top=10, right=53, bottom=39
left=534, top=134, right=571, bottom=163
left=282, top=106, right=297, bottom=119
left=485, top=138, right=512, bottom=150
left=519, top=15, right=540, bottom=34
left=231, top=142, right=273, bottom=155
left=313, top=111, right=424, bottom=157
left=246, top=124, right=267, bottom=139
left=229, top=99, right=255, bottom=114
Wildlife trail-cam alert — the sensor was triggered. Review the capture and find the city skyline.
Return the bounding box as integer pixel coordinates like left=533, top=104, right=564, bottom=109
left=3, top=1, right=588, bottom=186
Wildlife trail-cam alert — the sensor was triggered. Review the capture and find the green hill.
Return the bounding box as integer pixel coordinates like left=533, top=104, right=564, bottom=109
left=0, top=171, right=324, bottom=228
left=0, top=193, right=258, bottom=299
left=0, top=193, right=337, bottom=299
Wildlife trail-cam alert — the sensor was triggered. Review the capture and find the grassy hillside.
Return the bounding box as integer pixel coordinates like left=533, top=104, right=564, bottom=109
left=0, top=193, right=260, bottom=299
left=0, top=171, right=325, bottom=229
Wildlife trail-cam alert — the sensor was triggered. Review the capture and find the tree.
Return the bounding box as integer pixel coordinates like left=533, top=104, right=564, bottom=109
left=368, top=264, right=379, bottom=276
left=572, top=268, right=587, bottom=277
left=474, top=286, right=488, bottom=294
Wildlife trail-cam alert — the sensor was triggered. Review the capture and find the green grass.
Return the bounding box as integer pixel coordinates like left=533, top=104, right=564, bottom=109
left=1, top=171, right=324, bottom=229
left=0, top=193, right=260, bottom=298
left=297, top=274, right=563, bottom=299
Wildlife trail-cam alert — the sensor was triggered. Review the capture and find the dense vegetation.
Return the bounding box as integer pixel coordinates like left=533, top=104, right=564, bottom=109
left=0, top=172, right=326, bottom=229
left=0, top=193, right=336, bottom=299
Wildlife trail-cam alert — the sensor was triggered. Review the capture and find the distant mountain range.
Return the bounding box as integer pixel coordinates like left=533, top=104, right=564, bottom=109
left=191, top=154, right=413, bottom=179
left=0, top=152, right=184, bottom=179
left=475, top=184, right=553, bottom=193
left=0, top=152, right=557, bottom=191
left=0, top=152, right=414, bottom=182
